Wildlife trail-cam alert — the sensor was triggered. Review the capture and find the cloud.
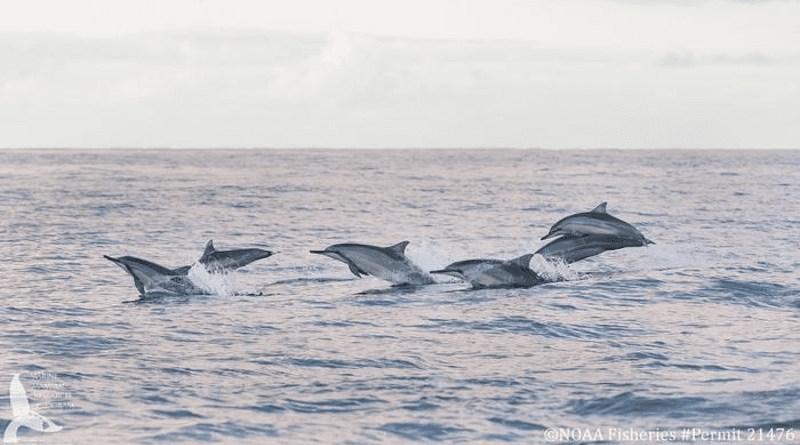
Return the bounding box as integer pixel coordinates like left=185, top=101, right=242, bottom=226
left=1, top=24, right=799, bottom=148
left=660, top=49, right=774, bottom=68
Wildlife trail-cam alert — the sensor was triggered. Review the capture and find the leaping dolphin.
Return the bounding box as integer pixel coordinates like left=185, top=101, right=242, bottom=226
left=430, top=259, right=504, bottom=282
left=105, top=240, right=275, bottom=296
left=541, top=202, right=654, bottom=246
left=310, top=241, right=435, bottom=285
left=431, top=255, right=545, bottom=289
left=468, top=254, right=546, bottom=289
left=104, top=255, right=207, bottom=296
left=198, top=240, right=274, bottom=273
left=4, top=374, right=62, bottom=444
left=535, top=234, right=647, bottom=264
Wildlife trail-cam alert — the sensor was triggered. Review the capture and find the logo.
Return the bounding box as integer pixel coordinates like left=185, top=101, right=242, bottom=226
left=4, top=374, right=62, bottom=444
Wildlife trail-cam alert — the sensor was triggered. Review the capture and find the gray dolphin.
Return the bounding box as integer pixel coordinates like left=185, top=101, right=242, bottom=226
left=535, top=234, right=647, bottom=264
left=430, top=259, right=504, bottom=282
left=469, top=254, right=545, bottom=289
left=105, top=240, right=275, bottom=295
left=541, top=202, right=654, bottom=245
left=310, top=241, right=435, bottom=285
left=198, top=240, right=274, bottom=273
left=103, top=255, right=206, bottom=296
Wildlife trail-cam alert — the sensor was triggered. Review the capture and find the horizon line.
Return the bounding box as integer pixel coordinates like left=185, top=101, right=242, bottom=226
left=1, top=146, right=797, bottom=151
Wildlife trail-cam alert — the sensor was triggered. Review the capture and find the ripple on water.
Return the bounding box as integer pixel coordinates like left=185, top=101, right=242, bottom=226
left=413, top=316, right=648, bottom=340
left=151, top=420, right=279, bottom=443
left=697, top=279, right=800, bottom=308
left=567, top=391, right=741, bottom=420
left=289, top=358, right=422, bottom=369
left=377, top=422, right=473, bottom=442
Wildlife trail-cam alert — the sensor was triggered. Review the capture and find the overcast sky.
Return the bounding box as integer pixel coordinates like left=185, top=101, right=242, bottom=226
left=2, top=0, right=798, bottom=148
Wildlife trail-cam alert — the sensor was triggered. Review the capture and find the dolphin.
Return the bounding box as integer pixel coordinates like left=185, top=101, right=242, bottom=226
left=535, top=234, right=647, bottom=264
left=310, top=241, right=435, bottom=285
left=198, top=240, right=274, bottom=273
left=103, top=255, right=206, bottom=296
left=430, top=259, right=504, bottom=282
left=468, top=254, right=546, bottom=289
left=4, top=374, right=62, bottom=444
left=105, top=240, right=275, bottom=295
left=541, top=202, right=654, bottom=245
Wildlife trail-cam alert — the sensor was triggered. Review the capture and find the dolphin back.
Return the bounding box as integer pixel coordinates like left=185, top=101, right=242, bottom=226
left=535, top=234, right=645, bottom=264
left=313, top=241, right=433, bottom=285
left=541, top=202, right=652, bottom=245
left=199, top=240, right=274, bottom=272
left=470, top=258, right=544, bottom=289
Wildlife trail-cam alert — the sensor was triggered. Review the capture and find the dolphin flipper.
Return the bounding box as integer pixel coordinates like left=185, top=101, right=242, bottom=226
left=348, top=263, right=369, bottom=278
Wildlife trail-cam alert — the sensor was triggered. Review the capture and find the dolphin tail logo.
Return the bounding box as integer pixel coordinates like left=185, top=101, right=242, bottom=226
left=4, top=374, right=62, bottom=444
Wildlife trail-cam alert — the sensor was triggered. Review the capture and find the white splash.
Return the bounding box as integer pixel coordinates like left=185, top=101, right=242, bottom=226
left=186, top=262, right=245, bottom=297
left=530, top=254, right=580, bottom=282
left=406, top=239, right=452, bottom=276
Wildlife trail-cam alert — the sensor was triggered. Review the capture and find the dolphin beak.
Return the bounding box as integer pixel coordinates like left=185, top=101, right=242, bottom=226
left=429, top=269, right=463, bottom=279
left=104, top=255, right=127, bottom=270
left=309, top=250, right=326, bottom=255
left=541, top=232, right=557, bottom=241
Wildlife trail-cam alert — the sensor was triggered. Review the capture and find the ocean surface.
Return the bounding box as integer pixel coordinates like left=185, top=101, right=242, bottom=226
left=1, top=148, right=799, bottom=444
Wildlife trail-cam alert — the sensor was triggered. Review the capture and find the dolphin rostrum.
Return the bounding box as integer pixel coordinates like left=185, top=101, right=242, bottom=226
left=4, top=374, right=62, bottom=444
left=535, top=234, right=647, bottom=264
left=430, top=259, right=504, bottom=282
left=541, top=202, right=654, bottom=246
left=103, top=255, right=207, bottom=296
left=468, top=254, right=546, bottom=289
left=198, top=240, right=274, bottom=273
left=310, top=241, right=435, bottom=285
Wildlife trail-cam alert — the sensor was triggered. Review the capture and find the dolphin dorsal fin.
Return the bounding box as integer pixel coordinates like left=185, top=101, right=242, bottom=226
left=387, top=241, right=410, bottom=256
left=173, top=265, right=192, bottom=275
left=591, top=202, right=608, bottom=213
left=509, top=254, right=534, bottom=267
left=200, top=240, right=216, bottom=262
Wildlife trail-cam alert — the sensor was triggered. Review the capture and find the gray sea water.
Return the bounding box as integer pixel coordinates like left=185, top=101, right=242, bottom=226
left=1, top=148, right=799, bottom=444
